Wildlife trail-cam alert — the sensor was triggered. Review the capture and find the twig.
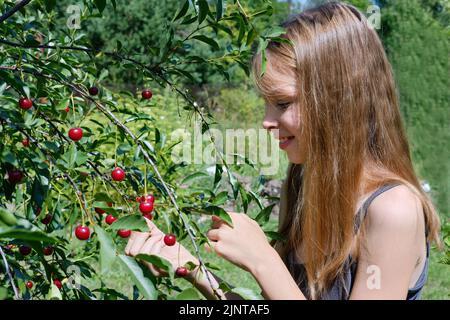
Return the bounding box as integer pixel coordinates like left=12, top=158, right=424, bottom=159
left=0, top=246, right=20, bottom=300
left=0, top=0, right=32, bottom=24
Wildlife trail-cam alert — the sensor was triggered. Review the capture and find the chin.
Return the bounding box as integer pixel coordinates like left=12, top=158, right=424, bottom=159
left=287, top=153, right=304, bottom=164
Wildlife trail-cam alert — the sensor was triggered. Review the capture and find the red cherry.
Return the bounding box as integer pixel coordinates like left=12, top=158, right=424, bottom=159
left=68, top=127, right=83, bottom=141
left=105, top=214, right=117, bottom=225
left=143, top=194, right=155, bottom=204
left=139, top=201, right=154, bottom=214
left=141, top=89, right=153, bottom=100
left=175, top=267, right=188, bottom=277
left=19, top=98, right=33, bottom=110
left=22, top=139, right=30, bottom=147
left=75, top=225, right=90, bottom=240
left=19, top=245, right=32, bottom=256
left=163, top=234, right=176, bottom=246
left=64, top=106, right=70, bottom=112
left=89, top=86, right=99, bottom=96
left=143, top=213, right=153, bottom=220
left=43, top=245, right=54, bottom=256
left=111, top=167, right=125, bottom=181
left=95, top=207, right=105, bottom=214
left=53, top=279, right=62, bottom=289
left=95, top=202, right=112, bottom=214
left=117, top=229, right=131, bottom=238
left=41, top=214, right=53, bottom=225
left=26, top=281, right=33, bottom=289
left=7, top=170, right=23, bottom=184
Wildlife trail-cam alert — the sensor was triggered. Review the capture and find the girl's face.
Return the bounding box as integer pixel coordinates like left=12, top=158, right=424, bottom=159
left=262, top=97, right=305, bottom=164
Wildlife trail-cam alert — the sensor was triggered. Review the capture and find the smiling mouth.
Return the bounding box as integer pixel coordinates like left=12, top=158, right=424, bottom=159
left=279, top=136, right=295, bottom=150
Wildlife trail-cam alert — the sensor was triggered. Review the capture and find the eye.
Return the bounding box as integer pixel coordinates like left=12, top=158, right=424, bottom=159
left=276, top=102, right=291, bottom=110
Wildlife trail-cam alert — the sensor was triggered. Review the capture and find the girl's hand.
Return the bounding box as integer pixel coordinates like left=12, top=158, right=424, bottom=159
left=124, top=218, right=199, bottom=278
left=206, top=212, right=275, bottom=274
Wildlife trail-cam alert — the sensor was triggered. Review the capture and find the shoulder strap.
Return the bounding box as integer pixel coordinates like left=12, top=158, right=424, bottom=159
left=353, top=183, right=402, bottom=233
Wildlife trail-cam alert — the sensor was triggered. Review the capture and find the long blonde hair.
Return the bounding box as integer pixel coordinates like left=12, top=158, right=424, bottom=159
left=252, top=2, right=442, bottom=299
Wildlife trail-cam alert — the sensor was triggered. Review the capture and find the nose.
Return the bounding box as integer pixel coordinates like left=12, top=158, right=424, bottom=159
left=262, top=105, right=278, bottom=131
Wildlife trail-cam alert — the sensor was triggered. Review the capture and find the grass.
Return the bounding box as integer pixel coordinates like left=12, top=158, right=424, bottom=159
left=422, top=247, right=450, bottom=299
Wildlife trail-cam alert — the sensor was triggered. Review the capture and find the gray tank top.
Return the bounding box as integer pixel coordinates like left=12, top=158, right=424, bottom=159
left=287, top=183, right=430, bottom=300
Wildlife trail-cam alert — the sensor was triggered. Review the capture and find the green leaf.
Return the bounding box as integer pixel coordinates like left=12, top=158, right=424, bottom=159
left=260, top=47, right=267, bottom=77
left=94, top=225, right=117, bottom=274
left=94, top=192, right=114, bottom=203
left=216, top=0, right=223, bottom=20
left=0, top=228, right=59, bottom=243
left=204, top=261, right=221, bottom=270
left=198, top=0, right=209, bottom=24
left=47, top=283, right=62, bottom=300
left=0, top=208, right=17, bottom=226
left=264, top=231, right=285, bottom=242
left=109, top=215, right=148, bottom=232
left=174, top=287, right=204, bottom=300
left=44, top=0, right=57, bottom=12
left=255, top=203, right=276, bottom=225
left=181, top=172, right=209, bottom=185
left=237, top=13, right=246, bottom=45
left=246, top=26, right=257, bottom=46
left=203, top=205, right=233, bottom=227
left=263, top=26, right=286, bottom=39
left=211, top=191, right=228, bottom=206
left=1, top=149, right=18, bottom=167
left=248, top=190, right=263, bottom=210
left=174, top=0, right=190, bottom=21
left=230, top=287, right=263, bottom=300
left=226, top=169, right=239, bottom=199
left=239, top=185, right=249, bottom=213
left=65, top=143, right=77, bottom=168
left=75, top=151, right=88, bottom=166
left=213, top=164, right=223, bottom=188
left=135, top=254, right=174, bottom=281
left=118, top=255, right=157, bottom=300
left=94, top=0, right=107, bottom=13
left=192, top=35, right=219, bottom=51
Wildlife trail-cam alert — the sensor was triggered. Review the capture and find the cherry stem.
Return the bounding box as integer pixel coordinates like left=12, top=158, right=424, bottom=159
left=65, top=173, right=89, bottom=225
left=114, top=126, right=118, bottom=166
left=144, top=162, right=147, bottom=195
left=70, top=94, right=76, bottom=124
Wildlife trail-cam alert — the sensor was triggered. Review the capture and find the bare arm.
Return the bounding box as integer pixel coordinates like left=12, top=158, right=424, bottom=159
left=187, top=245, right=307, bottom=300
left=349, top=185, right=425, bottom=299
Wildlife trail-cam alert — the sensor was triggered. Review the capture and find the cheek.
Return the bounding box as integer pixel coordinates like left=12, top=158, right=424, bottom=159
left=281, top=107, right=301, bottom=136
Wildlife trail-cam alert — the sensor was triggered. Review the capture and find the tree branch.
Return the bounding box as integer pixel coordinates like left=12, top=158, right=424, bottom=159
left=0, top=0, right=32, bottom=24
left=0, top=246, right=20, bottom=300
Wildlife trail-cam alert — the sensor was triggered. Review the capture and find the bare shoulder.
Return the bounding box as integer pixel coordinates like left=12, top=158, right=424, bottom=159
left=366, top=184, right=424, bottom=237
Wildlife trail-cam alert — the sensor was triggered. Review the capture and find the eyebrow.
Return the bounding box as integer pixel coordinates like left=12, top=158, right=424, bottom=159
left=263, top=87, right=297, bottom=104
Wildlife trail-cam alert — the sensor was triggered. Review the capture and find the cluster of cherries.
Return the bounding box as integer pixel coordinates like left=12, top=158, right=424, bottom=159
left=14, top=87, right=187, bottom=280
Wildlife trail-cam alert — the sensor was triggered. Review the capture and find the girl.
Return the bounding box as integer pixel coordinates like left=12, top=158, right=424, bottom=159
left=125, top=2, right=442, bottom=300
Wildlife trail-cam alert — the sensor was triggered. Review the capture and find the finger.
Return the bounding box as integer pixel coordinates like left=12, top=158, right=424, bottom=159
left=206, top=229, right=221, bottom=241
left=129, top=231, right=151, bottom=256
left=144, top=217, right=163, bottom=236
left=140, top=233, right=164, bottom=255
left=125, top=231, right=139, bottom=255
left=146, top=240, right=165, bottom=277
left=212, top=241, right=224, bottom=257
left=204, top=242, right=213, bottom=253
